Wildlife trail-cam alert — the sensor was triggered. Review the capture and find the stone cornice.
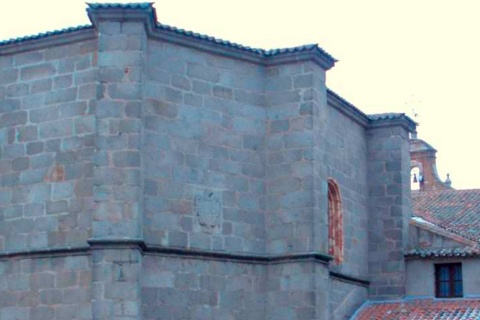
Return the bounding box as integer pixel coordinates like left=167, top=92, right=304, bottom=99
left=0, top=240, right=333, bottom=265
left=330, top=271, right=370, bottom=287
left=0, top=246, right=90, bottom=260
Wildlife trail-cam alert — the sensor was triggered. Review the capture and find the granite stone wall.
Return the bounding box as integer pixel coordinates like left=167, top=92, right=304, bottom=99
left=143, top=39, right=266, bottom=253
left=0, top=3, right=417, bottom=319
left=329, top=278, right=368, bottom=320
left=323, top=106, right=368, bottom=278
left=0, top=39, right=97, bottom=252
left=0, top=255, right=92, bottom=320
left=367, top=124, right=412, bottom=300
left=142, top=255, right=266, bottom=320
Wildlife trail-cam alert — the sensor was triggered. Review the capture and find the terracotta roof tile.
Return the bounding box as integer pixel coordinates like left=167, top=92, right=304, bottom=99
left=412, top=189, right=480, bottom=243
left=355, top=299, right=480, bottom=320
left=406, top=247, right=480, bottom=259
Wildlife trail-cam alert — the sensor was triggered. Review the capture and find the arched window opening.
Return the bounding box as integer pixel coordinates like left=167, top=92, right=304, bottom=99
left=411, top=167, right=421, bottom=191
left=328, top=179, right=343, bottom=264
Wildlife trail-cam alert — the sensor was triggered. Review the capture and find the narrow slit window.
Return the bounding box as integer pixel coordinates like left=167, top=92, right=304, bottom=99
left=328, top=179, right=343, bottom=264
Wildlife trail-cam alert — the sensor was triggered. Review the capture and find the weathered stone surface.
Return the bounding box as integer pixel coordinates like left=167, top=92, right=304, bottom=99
left=0, top=5, right=417, bottom=320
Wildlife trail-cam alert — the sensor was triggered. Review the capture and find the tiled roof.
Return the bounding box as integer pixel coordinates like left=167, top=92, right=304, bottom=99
left=156, top=24, right=336, bottom=61
left=368, top=113, right=408, bottom=121
left=86, top=2, right=153, bottom=9
left=354, top=299, right=480, bottom=320
left=410, top=138, right=437, bottom=153
left=326, top=89, right=369, bottom=119
left=412, top=189, right=480, bottom=243
left=406, top=247, right=480, bottom=259
left=0, top=25, right=92, bottom=46
left=2, top=2, right=336, bottom=66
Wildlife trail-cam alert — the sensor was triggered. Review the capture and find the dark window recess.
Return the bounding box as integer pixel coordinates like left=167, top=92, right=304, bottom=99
left=435, top=263, right=463, bottom=298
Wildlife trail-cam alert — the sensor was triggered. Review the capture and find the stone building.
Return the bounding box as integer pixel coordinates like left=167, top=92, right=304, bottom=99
left=353, top=138, right=480, bottom=319
left=0, top=3, right=478, bottom=320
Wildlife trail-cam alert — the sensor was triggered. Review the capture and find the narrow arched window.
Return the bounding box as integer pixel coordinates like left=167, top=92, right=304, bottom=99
left=328, top=179, right=343, bottom=264
left=411, top=167, right=421, bottom=191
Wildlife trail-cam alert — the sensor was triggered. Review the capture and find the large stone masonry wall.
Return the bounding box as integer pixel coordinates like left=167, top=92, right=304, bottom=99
left=367, top=124, right=412, bottom=300
left=323, top=104, right=368, bottom=277
left=142, top=255, right=266, bottom=320
left=0, top=255, right=92, bottom=320
left=0, top=4, right=418, bottom=319
left=143, top=39, right=266, bottom=253
left=0, top=40, right=97, bottom=251
left=265, top=61, right=322, bottom=255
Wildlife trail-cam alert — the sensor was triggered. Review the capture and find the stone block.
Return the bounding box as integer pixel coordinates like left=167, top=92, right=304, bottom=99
left=20, top=63, right=56, bottom=81
left=243, top=135, right=265, bottom=151
left=46, top=200, right=68, bottom=215
left=0, top=69, right=19, bottom=85
left=45, top=87, right=77, bottom=104
left=145, top=98, right=178, bottom=119
left=30, top=78, right=52, bottom=94
left=53, top=74, right=73, bottom=89
left=59, top=102, right=87, bottom=119
left=29, top=106, right=58, bottom=123
left=0, top=98, right=20, bottom=113
left=98, top=51, right=142, bottom=67
left=6, top=83, right=29, bottom=97
left=17, top=125, right=38, bottom=142
left=12, top=157, right=29, bottom=171
left=108, top=83, right=141, bottom=100
left=0, top=111, right=27, bottom=127
left=39, top=120, right=73, bottom=139
left=20, top=168, right=47, bottom=185
left=187, top=63, right=220, bottom=83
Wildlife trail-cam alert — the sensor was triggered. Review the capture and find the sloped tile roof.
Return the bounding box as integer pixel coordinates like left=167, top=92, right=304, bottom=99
left=412, top=189, right=480, bottom=243
left=86, top=2, right=153, bottom=9
left=2, top=2, right=336, bottom=66
left=368, top=113, right=408, bottom=121
left=354, top=299, right=480, bottom=320
left=406, top=247, right=480, bottom=259
left=0, top=25, right=93, bottom=46
left=155, top=24, right=336, bottom=61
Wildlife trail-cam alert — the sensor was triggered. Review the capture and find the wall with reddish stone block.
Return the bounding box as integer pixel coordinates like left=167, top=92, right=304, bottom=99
left=0, top=40, right=96, bottom=252
left=0, top=4, right=417, bottom=320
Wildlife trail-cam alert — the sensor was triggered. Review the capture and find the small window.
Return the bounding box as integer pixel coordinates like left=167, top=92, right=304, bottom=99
left=435, top=263, right=463, bottom=298
left=328, top=179, right=343, bottom=264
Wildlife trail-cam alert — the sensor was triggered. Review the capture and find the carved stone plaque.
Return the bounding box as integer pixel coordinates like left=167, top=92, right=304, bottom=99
left=194, top=192, right=222, bottom=234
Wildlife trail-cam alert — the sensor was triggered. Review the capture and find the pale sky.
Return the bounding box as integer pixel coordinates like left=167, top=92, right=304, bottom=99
left=1, top=0, right=479, bottom=189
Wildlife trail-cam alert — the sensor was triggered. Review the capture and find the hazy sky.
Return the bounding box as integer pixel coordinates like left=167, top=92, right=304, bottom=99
left=1, top=0, right=479, bottom=189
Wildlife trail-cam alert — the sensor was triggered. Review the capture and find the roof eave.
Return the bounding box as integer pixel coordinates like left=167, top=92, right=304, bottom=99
left=0, top=26, right=95, bottom=56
